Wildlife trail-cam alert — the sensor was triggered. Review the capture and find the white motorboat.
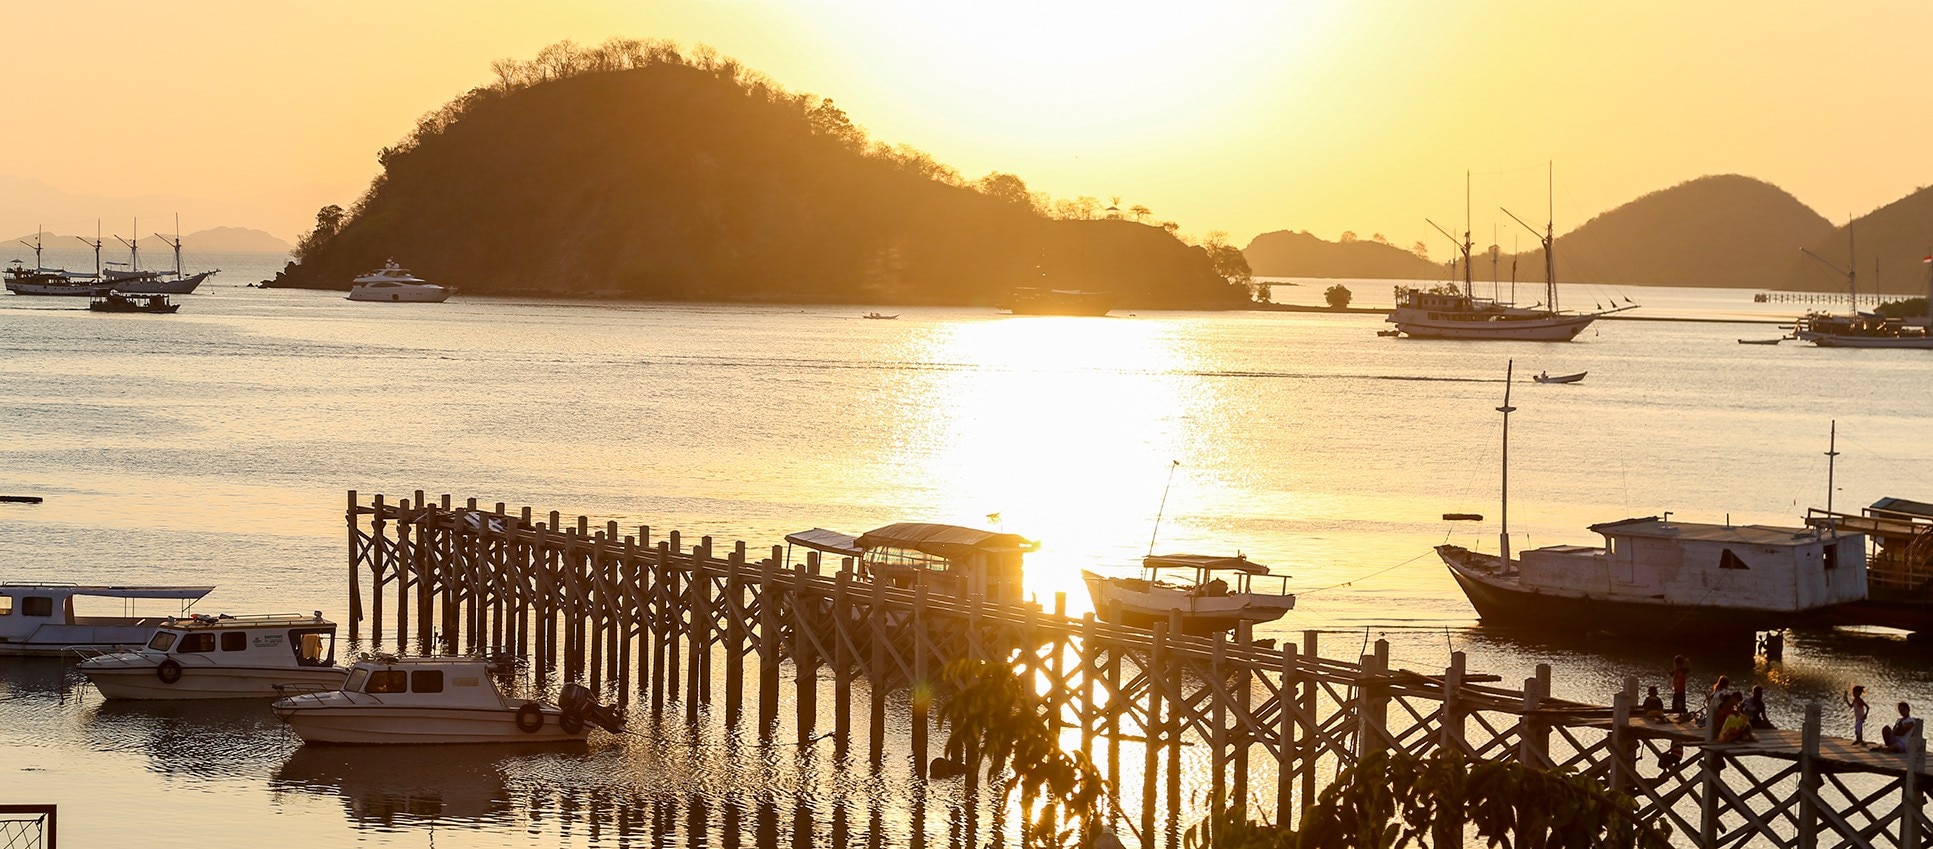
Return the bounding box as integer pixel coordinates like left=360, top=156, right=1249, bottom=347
left=271, top=656, right=622, bottom=744
left=1083, top=554, right=1296, bottom=635
left=77, top=612, right=344, bottom=699
left=0, top=584, right=212, bottom=656
left=348, top=260, right=453, bottom=302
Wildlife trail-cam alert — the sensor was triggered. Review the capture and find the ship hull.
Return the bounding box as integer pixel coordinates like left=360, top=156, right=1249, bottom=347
left=1440, top=545, right=1808, bottom=638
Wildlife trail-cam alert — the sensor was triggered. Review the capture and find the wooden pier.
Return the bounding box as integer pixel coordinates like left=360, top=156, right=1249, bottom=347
left=347, top=491, right=1932, bottom=848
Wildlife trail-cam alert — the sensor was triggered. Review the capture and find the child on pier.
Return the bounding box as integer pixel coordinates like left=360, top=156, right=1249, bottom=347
left=1669, top=655, right=1690, bottom=716
left=1847, top=685, right=1870, bottom=744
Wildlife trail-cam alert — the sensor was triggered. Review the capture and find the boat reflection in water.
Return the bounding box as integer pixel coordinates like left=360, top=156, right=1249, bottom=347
left=273, top=744, right=522, bottom=826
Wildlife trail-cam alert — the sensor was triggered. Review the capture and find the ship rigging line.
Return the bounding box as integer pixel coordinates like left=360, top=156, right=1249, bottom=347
left=1296, top=550, right=1432, bottom=596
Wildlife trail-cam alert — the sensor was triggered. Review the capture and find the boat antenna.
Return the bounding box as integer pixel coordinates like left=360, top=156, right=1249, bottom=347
left=1825, top=420, right=1839, bottom=520
left=1147, top=459, right=1181, bottom=557
left=1498, top=361, right=1516, bottom=565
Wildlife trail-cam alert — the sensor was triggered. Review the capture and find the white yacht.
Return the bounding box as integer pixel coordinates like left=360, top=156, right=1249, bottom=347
left=271, top=656, right=622, bottom=744
left=77, top=612, right=344, bottom=699
left=0, top=584, right=212, bottom=655
left=1083, top=554, right=1296, bottom=635
left=347, top=260, right=453, bottom=302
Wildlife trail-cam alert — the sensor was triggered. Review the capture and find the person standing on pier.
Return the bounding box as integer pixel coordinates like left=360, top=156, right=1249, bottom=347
left=1847, top=685, right=1871, bottom=744
left=1669, top=655, right=1690, bottom=716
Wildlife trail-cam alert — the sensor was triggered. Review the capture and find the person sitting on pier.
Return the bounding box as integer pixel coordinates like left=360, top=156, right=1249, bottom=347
left=1881, top=702, right=1919, bottom=753
left=1703, top=674, right=1734, bottom=720
left=1744, top=685, right=1773, bottom=729
left=1641, top=686, right=1665, bottom=719
left=1717, top=693, right=1756, bottom=743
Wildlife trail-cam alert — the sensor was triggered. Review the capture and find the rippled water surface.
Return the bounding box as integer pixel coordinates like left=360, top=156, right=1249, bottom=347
left=3, top=266, right=1931, bottom=846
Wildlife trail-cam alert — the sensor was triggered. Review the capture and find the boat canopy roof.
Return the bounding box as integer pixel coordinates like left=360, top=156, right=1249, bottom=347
left=1871, top=497, right=1933, bottom=520
left=0, top=584, right=213, bottom=600
left=856, top=523, right=1037, bottom=559
left=785, top=528, right=863, bottom=557
left=1588, top=517, right=1825, bottom=547
left=1144, top=554, right=1271, bottom=575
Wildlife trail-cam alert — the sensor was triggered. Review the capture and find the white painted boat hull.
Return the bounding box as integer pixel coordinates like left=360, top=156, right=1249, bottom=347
left=347, top=283, right=452, bottom=303
left=82, top=661, right=346, bottom=700
left=1388, top=312, right=1597, bottom=341
left=273, top=702, right=587, bottom=745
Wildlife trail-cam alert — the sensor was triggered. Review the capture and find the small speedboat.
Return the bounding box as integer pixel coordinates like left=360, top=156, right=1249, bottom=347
left=77, top=612, right=344, bottom=700
left=1083, top=554, right=1295, bottom=636
left=1737, top=338, right=1784, bottom=345
left=1531, top=370, right=1586, bottom=384
left=271, top=655, right=622, bottom=744
left=347, top=260, right=453, bottom=303
left=862, top=312, right=898, bottom=320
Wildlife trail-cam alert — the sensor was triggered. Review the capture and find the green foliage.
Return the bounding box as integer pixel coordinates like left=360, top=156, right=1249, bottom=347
left=1324, top=284, right=1352, bottom=309
left=292, top=204, right=345, bottom=263
left=1877, top=297, right=1929, bottom=318
left=940, top=659, right=1111, bottom=849
left=1188, top=750, right=1671, bottom=849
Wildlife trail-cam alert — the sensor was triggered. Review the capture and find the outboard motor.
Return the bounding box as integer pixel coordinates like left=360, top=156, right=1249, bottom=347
left=558, top=682, right=625, bottom=733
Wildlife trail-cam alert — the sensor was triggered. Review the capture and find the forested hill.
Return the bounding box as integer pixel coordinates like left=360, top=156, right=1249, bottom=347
left=268, top=42, right=1242, bottom=308
left=1243, top=230, right=1441, bottom=279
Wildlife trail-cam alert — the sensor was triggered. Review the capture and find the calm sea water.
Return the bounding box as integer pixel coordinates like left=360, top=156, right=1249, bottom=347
left=3, top=260, right=1930, bottom=846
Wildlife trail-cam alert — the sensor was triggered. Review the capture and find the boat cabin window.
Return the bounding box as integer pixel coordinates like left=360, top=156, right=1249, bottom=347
left=411, top=670, right=444, bottom=693
left=1719, top=549, right=1750, bottom=570
left=21, top=597, right=52, bottom=617
left=363, top=670, right=408, bottom=694
left=0, top=596, right=10, bottom=616
left=146, top=632, right=178, bottom=652
left=290, top=629, right=334, bottom=667
left=344, top=667, right=370, bottom=692
left=221, top=632, right=247, bottom=652
left=1825, top=544, right=1839, bottom=570
left=176, top=633, right=217, bottom=653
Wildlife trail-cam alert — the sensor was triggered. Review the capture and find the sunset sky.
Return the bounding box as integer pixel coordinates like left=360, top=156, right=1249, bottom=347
left=6, top=1, right=1932, bottom=253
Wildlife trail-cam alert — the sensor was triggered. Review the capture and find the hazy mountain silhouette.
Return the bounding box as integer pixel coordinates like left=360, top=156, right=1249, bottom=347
left=184, top=227, right=292, bottom=253
left=1242, top=230, right=1441, bottom=279
left=1793, top=184, right=1933, bottom=296
left=269, top=41, right=1242, bottom=308
left=1249, top=175, right=1840, bottom=290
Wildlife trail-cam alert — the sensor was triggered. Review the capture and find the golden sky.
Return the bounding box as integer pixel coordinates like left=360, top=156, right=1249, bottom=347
left=7, top=1, right=1932, bottom=252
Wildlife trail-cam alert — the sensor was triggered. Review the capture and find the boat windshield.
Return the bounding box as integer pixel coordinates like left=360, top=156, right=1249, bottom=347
left=146, top=631, right=177, bottom=651
left=344, top=667, right=369, bottom=692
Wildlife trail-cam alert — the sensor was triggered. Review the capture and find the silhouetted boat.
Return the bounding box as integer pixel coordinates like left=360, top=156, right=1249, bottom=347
left=1737, top=338, right=1784, bottom=345
left=89, top=291, right=180, bottom=313
left=1794, top=228, right=1933, bottom=349
left=5, top=232, right=108, bottom=295
left=862, top=312, right=898, bottom=320
left=1811, top=496, right=1933, bottom=634
left=1531, top=370, right=1585, bottom=384
left=1000, top=288, right=1115, bottom=317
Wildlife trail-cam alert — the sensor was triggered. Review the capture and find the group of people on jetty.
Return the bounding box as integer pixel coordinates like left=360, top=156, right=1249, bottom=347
left=1635, top=652, right=1919, bottom=756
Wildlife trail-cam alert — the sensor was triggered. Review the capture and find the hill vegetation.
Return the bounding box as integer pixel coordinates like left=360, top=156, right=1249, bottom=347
left=269, top=40, right=1245, bottom=309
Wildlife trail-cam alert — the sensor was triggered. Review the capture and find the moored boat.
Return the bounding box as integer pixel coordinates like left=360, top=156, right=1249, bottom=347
left=348, top=260, right=453, bottom=302
left=1810, top=497, right=1933, bottom=633
left=1386, top=167, right=1633, bottom=341
left=5, top=230, right=110, bottom=296
left=1532, top=370, right=1586, bottom=384
left=271, top=655, right=621, bottom=744
left=1000, top=288, right=1116, bottom=317
left=1082, top=553, right=1295, bottom=635
left=1439, top=363, right=1866, bottom=638
left=785, top=522, right=1037, bottom=606
left=0, top=584, right=213, bottom=656
left=1794, top=229, right=1933, bottom=349
left=76, top=612, right=344, bottom=699
left=89, top=291, right=180, bottom=313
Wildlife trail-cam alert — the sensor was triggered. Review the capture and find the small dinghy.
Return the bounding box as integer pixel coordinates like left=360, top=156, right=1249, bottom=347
left=1737, top=338, right=1784, bottom=345
left=1531, top=370, right=1586, bottom=384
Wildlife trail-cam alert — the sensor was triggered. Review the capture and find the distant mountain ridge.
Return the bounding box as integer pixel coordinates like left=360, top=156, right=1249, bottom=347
left=1245, top=174, right=1914, bottom=292
left=6, top=227, right=290, bottom=254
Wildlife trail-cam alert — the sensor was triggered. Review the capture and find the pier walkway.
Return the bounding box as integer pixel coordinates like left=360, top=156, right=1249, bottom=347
left=346, top=491, right=1929, bottom=848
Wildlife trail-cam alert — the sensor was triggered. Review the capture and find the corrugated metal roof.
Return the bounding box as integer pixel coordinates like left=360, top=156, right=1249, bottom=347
left=855, top=523, right=1036, bottom=559
left=1587, top=517, right=1831, bottom=547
